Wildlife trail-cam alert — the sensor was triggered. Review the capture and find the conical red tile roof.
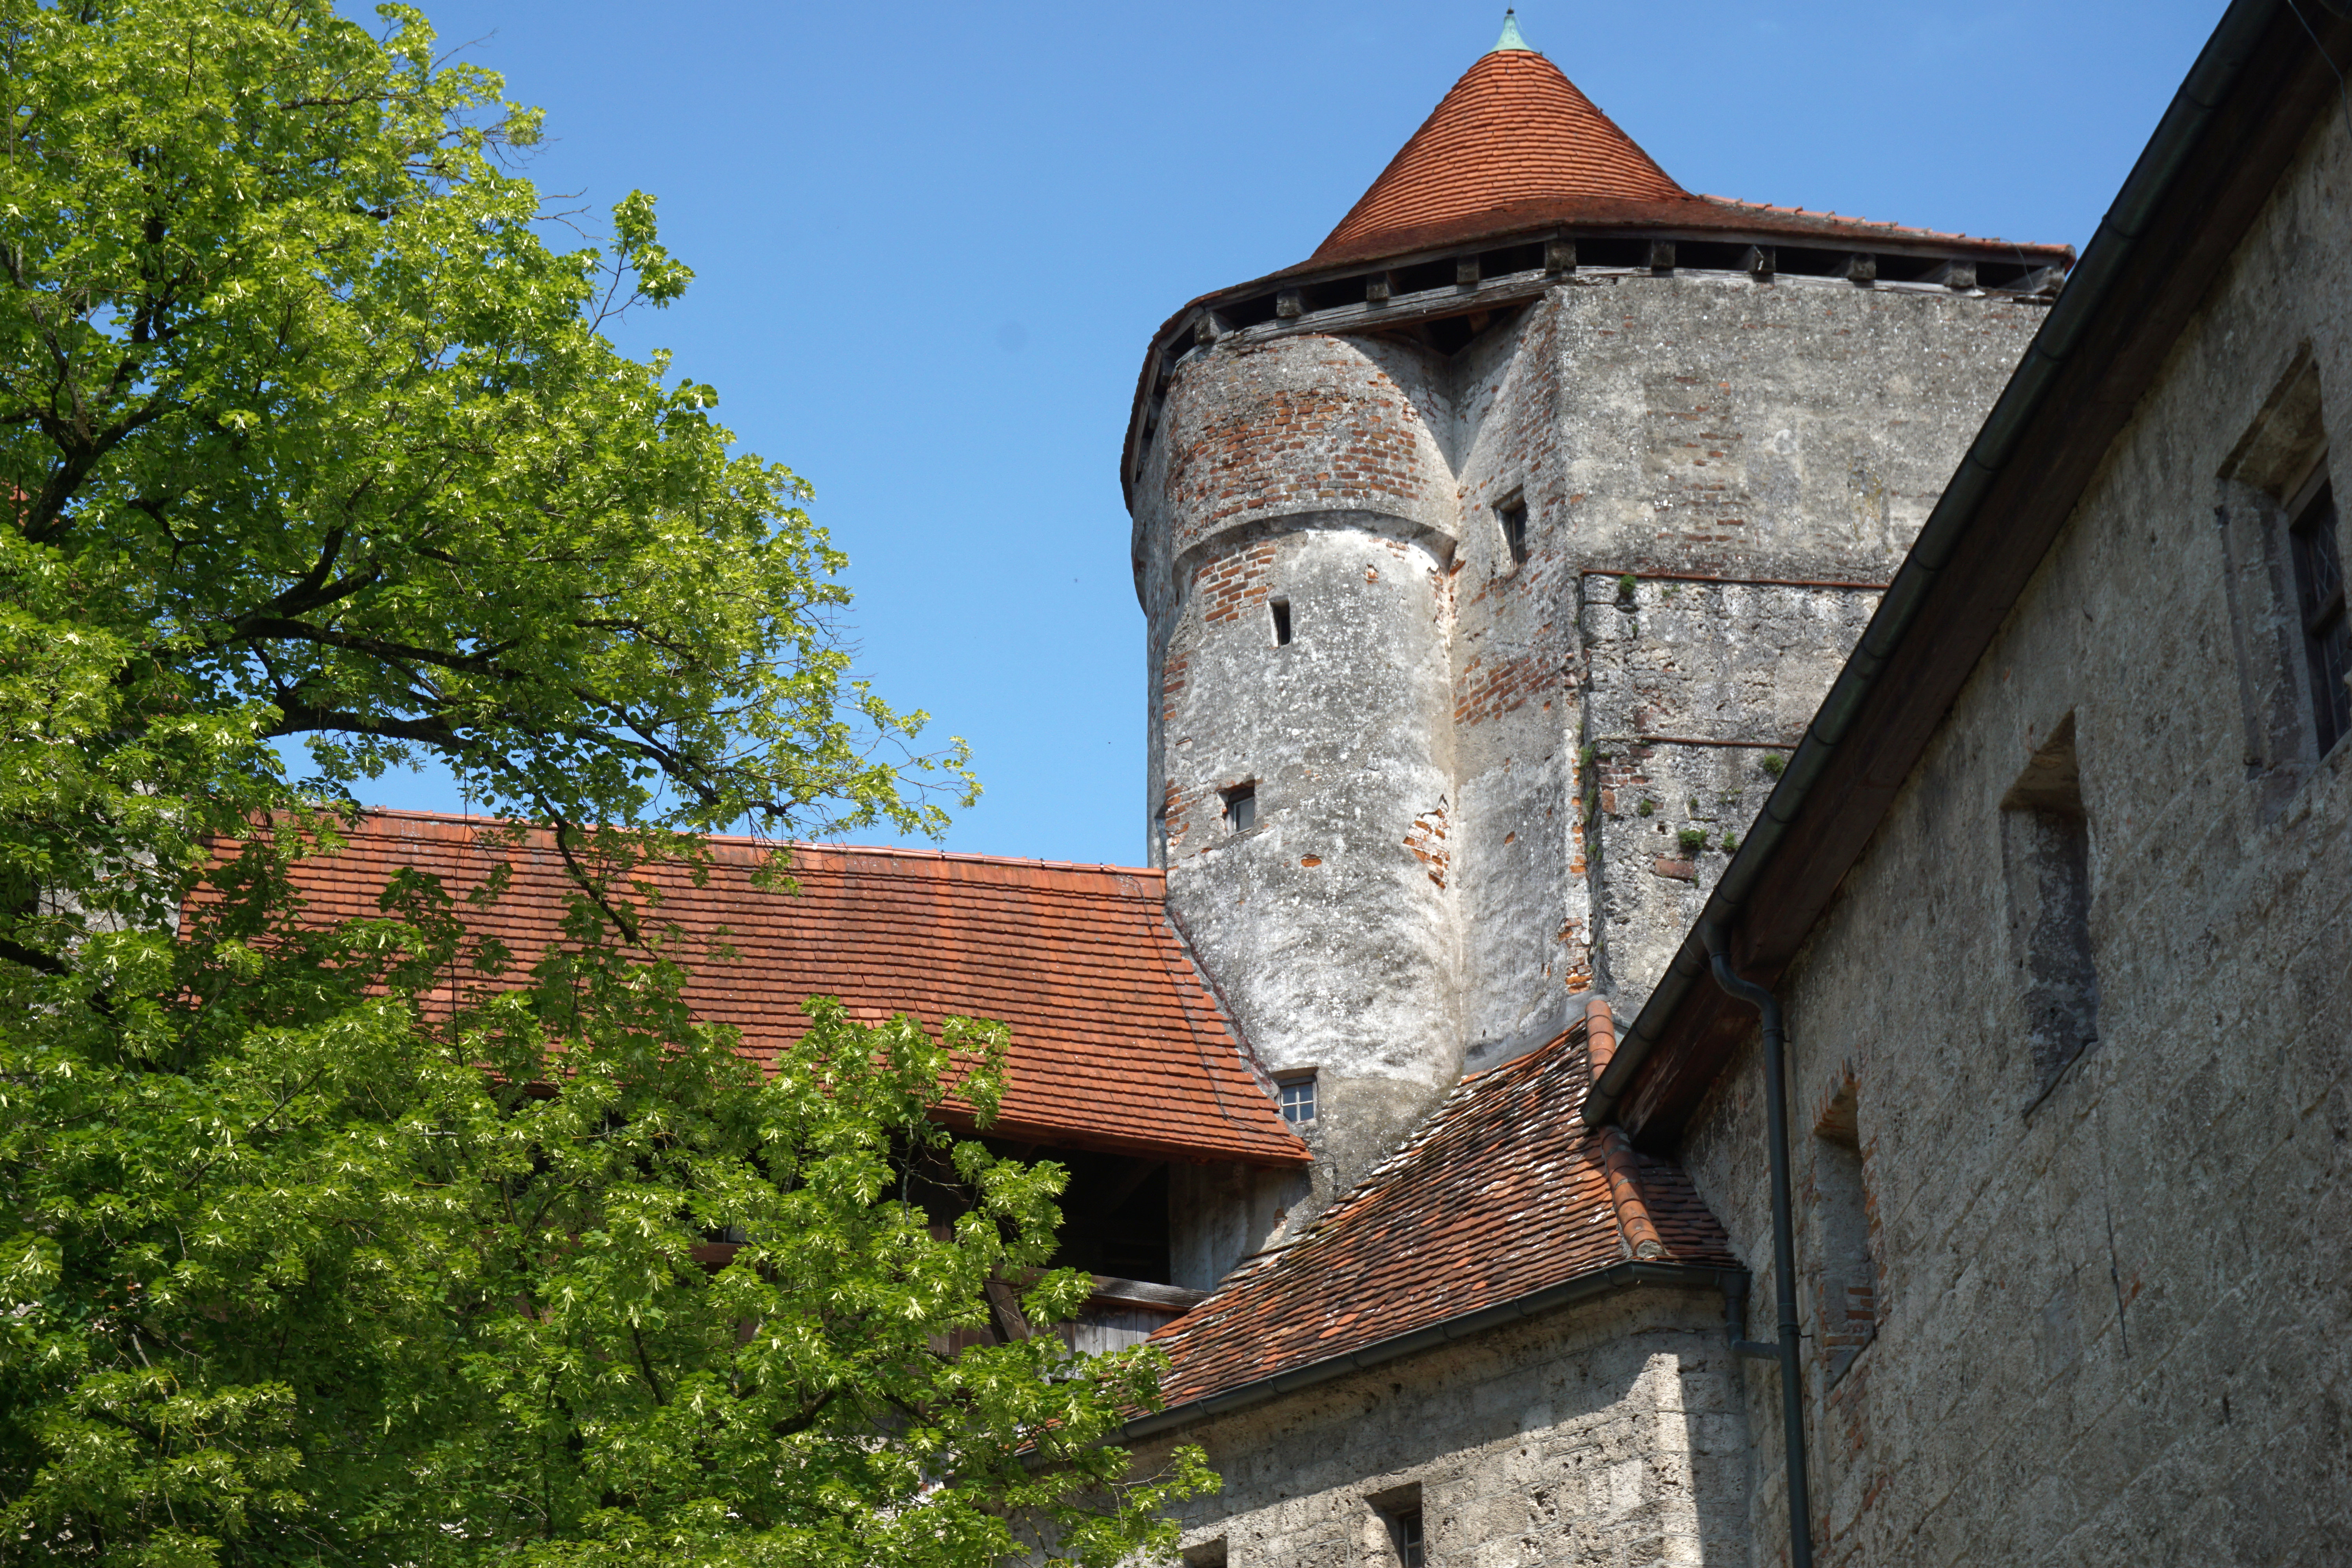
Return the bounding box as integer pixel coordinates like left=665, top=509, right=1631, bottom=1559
left=1312, top=45, right=1695, bottom=266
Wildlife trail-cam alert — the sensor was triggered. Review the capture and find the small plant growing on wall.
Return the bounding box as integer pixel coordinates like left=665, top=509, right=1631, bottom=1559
left=1720, top=832, right=1740, bottom=853
left=1637, top=798, right=1656, bottom=817
left=1677, top=827, right=1709, bottom=852
left=1617, top=573, right=1638, bottom=601
left=1761, top=751, right=1787, bottom=778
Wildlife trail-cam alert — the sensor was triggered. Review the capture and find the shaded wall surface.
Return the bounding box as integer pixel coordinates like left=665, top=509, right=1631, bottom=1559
left=1679, top=112, right=2352, bottom=1566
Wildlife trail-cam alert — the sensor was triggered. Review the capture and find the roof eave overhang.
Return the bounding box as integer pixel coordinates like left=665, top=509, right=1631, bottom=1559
left=1299, top=195, right=2076, bottom=274
left=935, top=1107, right=1314, bottom=1170
left=1121, top=201, right=2075, bottom=530
left=1583, top=0, right=2350, bottom=1150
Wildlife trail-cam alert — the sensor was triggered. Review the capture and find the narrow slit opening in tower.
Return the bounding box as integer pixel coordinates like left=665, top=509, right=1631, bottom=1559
left=1271, top=598, right=1292, bottom=645
left=1223, top=784, right=1256, bottom=834
left=1498, top=497, right=1528, bottom=567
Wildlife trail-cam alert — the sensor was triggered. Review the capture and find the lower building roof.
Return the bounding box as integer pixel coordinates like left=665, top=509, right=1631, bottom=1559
left=210, top=810, right=1309, bottom=1169
left=1146, top=1014, right=1737, bottom=1419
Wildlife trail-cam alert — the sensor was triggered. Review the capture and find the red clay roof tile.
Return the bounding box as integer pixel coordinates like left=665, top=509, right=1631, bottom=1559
left=1149, top=1023, right=1736, bottom=1406
left=216, top=811, right=1309, bottom=1169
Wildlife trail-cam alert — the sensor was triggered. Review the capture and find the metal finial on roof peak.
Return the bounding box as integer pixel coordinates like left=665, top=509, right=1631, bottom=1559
left=1492, top=9, right=1532, bottom=52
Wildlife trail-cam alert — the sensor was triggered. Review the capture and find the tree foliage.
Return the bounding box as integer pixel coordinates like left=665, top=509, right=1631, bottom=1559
left=0, top=2, right=1205, bottom=1562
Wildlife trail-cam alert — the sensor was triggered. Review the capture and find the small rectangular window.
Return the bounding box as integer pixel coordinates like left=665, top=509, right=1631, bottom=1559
left=1271, top=597, right=1293, bottom=646
left=2220, top=353, right=2344, bottom=809
left=1497, top=496, right=1529, bottom=567
left=2287, top=468, right=2348, bottom=754
left=1366, top=1483, right=1425, bottom=1565
left=1277, top=1072, right=1316, bottom=1125
left=2002, top=715, right=2099, bottom=1106
left=1813, top=1080, right=1876, bottom=1387
left=1388, top=1508, right=1425, bottom=1567
left=1223, top=784, right=1256, bottom=834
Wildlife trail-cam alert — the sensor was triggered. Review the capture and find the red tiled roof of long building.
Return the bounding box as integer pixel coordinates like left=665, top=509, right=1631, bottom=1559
left=1305, top=45, right=2073, bottom=271
left=1148, top=1021, right=1736, bottom=1406
left=214, top=810, right=1309, bottom=1169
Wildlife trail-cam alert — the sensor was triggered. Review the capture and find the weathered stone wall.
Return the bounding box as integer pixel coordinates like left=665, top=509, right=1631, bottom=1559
left=1576, top=574, right=1881, bottom=1002
left=1151, top=517, right=1463, bottom=1213
left=1462, top=278, right=2043, bottom=1041
left=1132, top=1289, right=1753, bottom=1567
left=1138, top=334, right=1470, bottom=1217
left=1133, top=274, right=2045, bottom=1230
left=1678, top=113, right=2352, bottom=1567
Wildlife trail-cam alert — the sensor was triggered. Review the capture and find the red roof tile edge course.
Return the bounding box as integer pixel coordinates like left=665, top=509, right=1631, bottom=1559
left=1146, top=1016, right=1738, bottom=1413
left=202, top=810, right=1310, bottom=1170
left=1300, top=192, right=2077, bottom=274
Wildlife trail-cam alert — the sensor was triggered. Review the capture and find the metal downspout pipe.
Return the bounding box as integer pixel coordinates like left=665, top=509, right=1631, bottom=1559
left=1701, top=926, right=1814, bottom=1568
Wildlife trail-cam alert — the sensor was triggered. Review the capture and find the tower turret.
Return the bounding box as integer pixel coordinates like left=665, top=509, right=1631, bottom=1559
left=1129, top=17, right=2072, bottom=1237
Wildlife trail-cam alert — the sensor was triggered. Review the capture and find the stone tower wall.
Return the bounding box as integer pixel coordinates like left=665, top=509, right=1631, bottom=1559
left=1139, top=336, right=1466, bottom=1210
left=1134, top=274, right=2048, bottom=1213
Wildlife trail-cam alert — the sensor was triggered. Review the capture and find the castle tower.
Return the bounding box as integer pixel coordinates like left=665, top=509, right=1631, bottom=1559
left=1129, top=16, right=2072, bottom=1239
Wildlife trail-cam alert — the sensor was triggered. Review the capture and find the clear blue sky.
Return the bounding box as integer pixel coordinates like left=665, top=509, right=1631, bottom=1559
left=349, top=0, right=2227, bottom=866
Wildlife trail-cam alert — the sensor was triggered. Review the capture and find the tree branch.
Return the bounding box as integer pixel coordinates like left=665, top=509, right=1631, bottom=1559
left=0, top=934, right=68, bottom=975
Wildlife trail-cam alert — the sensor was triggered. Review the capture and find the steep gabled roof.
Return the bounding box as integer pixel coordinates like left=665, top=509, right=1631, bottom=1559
left=229, top=811, right=1309, bottom=1168
left=1144, top=1020, right=1736, bottom=1417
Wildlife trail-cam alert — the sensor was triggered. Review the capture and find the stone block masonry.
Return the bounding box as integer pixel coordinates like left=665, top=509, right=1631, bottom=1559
left=1131, top=271, right=2043, bottom=1227
left=1131, top=1291, right=1754, bottom=1568
left=1578, top=572, right=1881, bottom=1002
left=1675, top=103, right=2352, bottom=1568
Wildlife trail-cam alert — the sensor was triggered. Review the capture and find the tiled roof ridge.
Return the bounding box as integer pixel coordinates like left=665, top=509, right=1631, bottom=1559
left=307, top=808, right=1167, bottom=890
left=1312, top=46, right=1690, bottom=265
left=1597, top=1125, right=1668, bottom=1261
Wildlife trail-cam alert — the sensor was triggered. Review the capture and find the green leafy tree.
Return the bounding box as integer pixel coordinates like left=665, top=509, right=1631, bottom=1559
left=0, top=2, right=1208, bottom=1563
